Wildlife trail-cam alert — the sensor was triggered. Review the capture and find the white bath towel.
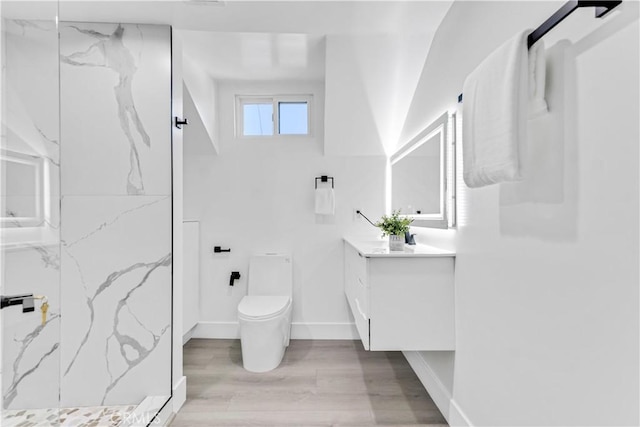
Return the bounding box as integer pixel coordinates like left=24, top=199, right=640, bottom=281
left=528, top=39, right=548, bottom=119
left=315, top=188, right=335, bottom=215
left=462, top=30, right=529, bottom=188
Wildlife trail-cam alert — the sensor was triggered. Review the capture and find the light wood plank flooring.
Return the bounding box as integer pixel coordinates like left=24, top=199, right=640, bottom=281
left=171, top=339, right=447, bottom=426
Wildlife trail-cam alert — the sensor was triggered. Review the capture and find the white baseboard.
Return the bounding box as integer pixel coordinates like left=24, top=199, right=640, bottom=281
left=403, top=351, right=452, bottom=423
left=193, top=321, right=239, bottom=339
left=172, top=376, right=187, bottom=413
left=291, top=322, right=359, bottom=339
left=403, top=351, right=472, bottom=426
left=192, top=321, right=359, bottom=340
left=182, top=325, right=196, bottom=345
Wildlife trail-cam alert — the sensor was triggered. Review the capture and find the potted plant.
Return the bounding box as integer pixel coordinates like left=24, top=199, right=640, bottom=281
left=375, top=210, right=413, bottom=251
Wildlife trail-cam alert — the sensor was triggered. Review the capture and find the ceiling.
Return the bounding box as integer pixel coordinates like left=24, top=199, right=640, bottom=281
left=3, top=1, right=453, bottom=81
left=179, top=31, right=326, bottom=81
left=55, top=1, right=453, bottom=35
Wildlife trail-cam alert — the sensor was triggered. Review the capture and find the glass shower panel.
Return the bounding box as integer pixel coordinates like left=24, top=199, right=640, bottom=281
left=1, top=1, right=62, bottom=425
left=1, top=4, right=173, bottom=424
left=58, top=20, right=173, bottom=424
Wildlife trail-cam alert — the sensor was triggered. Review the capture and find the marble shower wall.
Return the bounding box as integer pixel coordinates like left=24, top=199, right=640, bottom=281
left=59, top=23, right=172, bottom=407
left=1, top=17, right=62, bottom=411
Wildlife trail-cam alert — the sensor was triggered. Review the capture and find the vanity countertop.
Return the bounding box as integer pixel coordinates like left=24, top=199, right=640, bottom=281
left=343, top=237, right=455, bottom=258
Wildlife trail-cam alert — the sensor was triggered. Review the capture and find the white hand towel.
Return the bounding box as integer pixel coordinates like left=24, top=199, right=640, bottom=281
left=315, top=188, right=335, bottom=215
left=528, top=40, right=548, bottom=119
left=462, top=30, right=529, bottom=188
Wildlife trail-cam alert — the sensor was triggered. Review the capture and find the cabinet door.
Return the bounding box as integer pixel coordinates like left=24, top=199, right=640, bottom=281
left=369, top=257, right=455, bottom=351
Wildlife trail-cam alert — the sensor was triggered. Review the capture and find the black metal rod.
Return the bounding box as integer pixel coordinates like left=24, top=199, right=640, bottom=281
left=356, top=210, right=378, bottom=228
left=527, top=0, right=621, bottom=49
left=214, top=246, right=231, bottom=253
left=458, top=0, right=622, bottom=102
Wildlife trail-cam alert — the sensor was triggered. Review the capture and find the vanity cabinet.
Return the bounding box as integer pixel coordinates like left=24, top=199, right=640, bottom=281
left=344, top=239, right=455, bottom=351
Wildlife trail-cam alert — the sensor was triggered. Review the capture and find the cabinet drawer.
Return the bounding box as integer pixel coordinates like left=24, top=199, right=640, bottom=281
left=344, top=268, right=370, bottom=350
left=352, top=287, right=370, bottom=350
left=345, top=241, right=367, bottom=286
left=344, top=241, right=370, bottom=349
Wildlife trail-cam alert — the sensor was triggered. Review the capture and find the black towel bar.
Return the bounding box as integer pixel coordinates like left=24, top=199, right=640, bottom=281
left=458, top=0, right=622, bottom=103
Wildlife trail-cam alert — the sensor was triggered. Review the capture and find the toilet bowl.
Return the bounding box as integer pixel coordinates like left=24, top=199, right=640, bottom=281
left=238, top=254, right=293, bottom=373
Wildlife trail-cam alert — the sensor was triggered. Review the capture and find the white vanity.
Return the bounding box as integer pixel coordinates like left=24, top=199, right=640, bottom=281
left=344, top=237, right=455, bottom=351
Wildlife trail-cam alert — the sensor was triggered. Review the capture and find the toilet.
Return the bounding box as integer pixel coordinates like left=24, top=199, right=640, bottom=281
left=237, top=253, right=293, bottom=373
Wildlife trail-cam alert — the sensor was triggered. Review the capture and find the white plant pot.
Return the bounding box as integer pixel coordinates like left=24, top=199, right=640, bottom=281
left=389, top=234, right=404, bottom=251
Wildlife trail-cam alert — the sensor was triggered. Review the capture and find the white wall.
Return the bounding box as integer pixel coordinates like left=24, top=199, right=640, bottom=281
left=401, top=2, right=639, bottom=425
left=324, top=32, right=435, bottom=156
left=184, top=79, right=386, bottom=339
left=182, top=54, right=219, bottom=154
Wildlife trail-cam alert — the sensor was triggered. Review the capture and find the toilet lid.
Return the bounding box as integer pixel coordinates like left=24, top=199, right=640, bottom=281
left=238, top=295, right=291, bottom=320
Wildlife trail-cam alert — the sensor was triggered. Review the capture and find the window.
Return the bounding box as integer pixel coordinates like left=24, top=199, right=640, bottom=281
left=243, top=101, right=273, bottom=136
left=236, top=95, right=312, bottom=138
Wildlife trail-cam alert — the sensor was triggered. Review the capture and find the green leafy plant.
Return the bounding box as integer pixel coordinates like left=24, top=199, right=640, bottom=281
left=375, top=210, right=413, bottom=237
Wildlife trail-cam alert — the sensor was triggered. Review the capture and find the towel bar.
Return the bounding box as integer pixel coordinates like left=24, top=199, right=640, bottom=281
left=458, top=0, right=622, bottom=103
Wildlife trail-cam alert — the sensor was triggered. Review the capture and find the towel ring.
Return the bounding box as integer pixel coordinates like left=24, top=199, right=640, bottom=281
left=315, top=176, right=334, bottom=189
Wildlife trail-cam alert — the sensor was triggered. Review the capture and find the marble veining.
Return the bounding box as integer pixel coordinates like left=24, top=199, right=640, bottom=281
left=3, top=314, right=60, bottom=407
left=2, top=17, right=62, bottom=411
left=63, top=197, right=167, bottom=250
left=2, top=19, right=171, bottom=414
left=103, top=267, right=171, bottom=404
left=61, top=24, right=150, bottom=195
left=60, top=196, right=172, bottom=407
left=3, top=212, right=61, bottom=268
left=63, top=251, right=171, bottom=379
left=10, top=19, right=55, bottom=35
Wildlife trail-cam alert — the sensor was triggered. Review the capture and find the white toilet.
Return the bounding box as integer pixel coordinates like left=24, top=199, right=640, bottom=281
left=237, top=253, right=293, bottom=373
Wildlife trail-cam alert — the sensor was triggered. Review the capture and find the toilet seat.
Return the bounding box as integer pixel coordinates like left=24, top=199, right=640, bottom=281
left=238, top=295, right=291, bottom=321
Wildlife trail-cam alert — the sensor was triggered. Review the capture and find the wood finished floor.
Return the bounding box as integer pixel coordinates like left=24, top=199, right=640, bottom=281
left=171, top=339, right=447, bottom=426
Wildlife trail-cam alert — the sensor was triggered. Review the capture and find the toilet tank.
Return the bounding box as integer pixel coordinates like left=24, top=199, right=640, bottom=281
left=248, top=253, right=293, bottom=296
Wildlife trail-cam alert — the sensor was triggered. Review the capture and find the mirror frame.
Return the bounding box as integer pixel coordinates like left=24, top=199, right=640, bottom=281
left=390, top=112, right=454, bottom=229
left=0, top=149, right=45, bottom=228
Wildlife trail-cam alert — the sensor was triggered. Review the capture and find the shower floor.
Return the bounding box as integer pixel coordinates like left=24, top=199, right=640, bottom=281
left=1, top=404, right=137, bottom=427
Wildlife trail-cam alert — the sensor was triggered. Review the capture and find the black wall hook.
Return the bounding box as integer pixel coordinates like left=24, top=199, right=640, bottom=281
left=214, top=246, right=231, bottom=253
left=175, top=117, right=189, bottom=129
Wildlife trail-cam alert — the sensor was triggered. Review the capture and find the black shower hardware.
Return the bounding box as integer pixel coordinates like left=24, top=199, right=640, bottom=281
left=356, top=210, right=378, bottom=228
left=229, top=271, right=241, bottom=287
left=1, top=294, right=35, bottom=312
left=214, top=246, right=231, bottom=253
left=458, top=0, right=622, bottom=103
left=315, top=175, right=334, bottom=189
left=175, top=117, right=189, bottom=129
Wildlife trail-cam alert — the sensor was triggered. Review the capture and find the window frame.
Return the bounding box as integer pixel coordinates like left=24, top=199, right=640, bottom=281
left=235, top=94, right=313, bottom=139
